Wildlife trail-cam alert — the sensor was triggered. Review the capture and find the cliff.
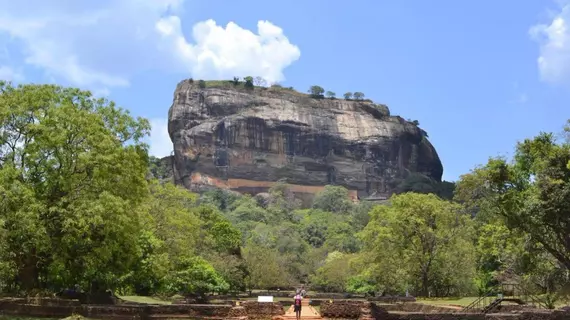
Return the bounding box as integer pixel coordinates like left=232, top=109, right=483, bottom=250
left=167, top=79, right=443, bottom=202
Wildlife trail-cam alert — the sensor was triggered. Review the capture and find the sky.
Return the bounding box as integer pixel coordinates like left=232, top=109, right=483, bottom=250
left=1, top=0, right=570, bottom=181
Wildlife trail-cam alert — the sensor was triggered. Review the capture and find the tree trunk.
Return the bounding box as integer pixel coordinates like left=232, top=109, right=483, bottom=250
left=421, top=272, right=429, bottom=297
left=18, top=259, right=39, bottom=293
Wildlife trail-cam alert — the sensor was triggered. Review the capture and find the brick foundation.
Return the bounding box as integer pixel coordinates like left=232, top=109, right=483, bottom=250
left=0, top=297, right=567, bottom=320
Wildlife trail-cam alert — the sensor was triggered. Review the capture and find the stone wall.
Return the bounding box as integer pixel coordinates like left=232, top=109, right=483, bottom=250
left=318, top=300, right=569, bottom=320
left=1, top=297, right=567, bottom=320
left=382, top=312, right=570, bottom=320
left=0, top=298, right=247, bottom=320
left=320, top=300, right=363, bottom=318
left=240, top=301, right=285, bottom=320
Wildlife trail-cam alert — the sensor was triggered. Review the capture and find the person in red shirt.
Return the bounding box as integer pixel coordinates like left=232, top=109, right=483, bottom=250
left=293, top=290, right=302, bottom=320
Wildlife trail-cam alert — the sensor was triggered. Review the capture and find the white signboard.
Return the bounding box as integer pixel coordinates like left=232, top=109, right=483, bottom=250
left=257, top=296, right=274, bottom=302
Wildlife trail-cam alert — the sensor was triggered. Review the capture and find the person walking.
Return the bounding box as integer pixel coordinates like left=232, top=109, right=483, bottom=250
left=293, top=290, right=303, bottom=320
left=300, top=286, right=307, bottom=298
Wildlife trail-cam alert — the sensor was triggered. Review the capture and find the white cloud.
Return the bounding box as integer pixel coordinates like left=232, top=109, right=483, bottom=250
left=155, top=18, right=301, bottom=84
left=0, top=66, right=23, bottom=82
left=148, top=118, right=172, bottom=158
left=0, top=0, right=300, bottom=156
left=530, top=4, right=570, bottom=84
left=0, top=0, right=300, bottom=92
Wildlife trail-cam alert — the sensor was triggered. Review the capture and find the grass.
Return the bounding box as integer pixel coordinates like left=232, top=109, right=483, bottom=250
left=418, top=295, right=570, bottom=309
left=119, top=295, right=171, bottom=305
left=416, top=297, right=478, bottom=307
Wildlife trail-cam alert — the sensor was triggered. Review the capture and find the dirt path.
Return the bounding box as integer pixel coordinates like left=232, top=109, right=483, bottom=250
left=281, top=298, right=322, bottom=320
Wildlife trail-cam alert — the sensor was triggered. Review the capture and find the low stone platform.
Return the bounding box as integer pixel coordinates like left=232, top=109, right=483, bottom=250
left=1, top=297, right=568, bottom=320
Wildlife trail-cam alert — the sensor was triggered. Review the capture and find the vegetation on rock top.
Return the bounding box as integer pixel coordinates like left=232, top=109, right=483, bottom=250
left=189, top=77, right=411, bottom=131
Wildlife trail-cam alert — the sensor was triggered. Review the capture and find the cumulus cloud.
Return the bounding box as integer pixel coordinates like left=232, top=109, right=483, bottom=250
left=148, top=118, right=173, bottom=158
left=0, top=0, right=300, bottom=91
left=155, top=18, right=301, bottom=84
left=530, top=3, right=570, bottom=84
left=0, top=0, right=300, bottom=157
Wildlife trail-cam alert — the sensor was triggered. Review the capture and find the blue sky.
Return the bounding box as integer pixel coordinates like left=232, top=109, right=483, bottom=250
left=1, top=0, right=570, bottom=181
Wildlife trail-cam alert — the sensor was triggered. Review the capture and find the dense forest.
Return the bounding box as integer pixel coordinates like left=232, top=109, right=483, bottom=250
left=1, top=82, right=569, bottom=303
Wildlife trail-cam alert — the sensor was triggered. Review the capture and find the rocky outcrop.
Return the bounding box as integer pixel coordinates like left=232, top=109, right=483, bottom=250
left=168, top=80, right=443, bottom=201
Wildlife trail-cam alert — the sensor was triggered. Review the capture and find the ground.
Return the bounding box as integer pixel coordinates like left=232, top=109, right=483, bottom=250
left=417, top=297, right=478, bottom=307
left=418, top=296, right=570, bottom=308
left=120, top=295, right=172, bottom=305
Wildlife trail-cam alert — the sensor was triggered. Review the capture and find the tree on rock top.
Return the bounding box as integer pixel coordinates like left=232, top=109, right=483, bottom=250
left=308, top=85, right=325, bottom=98
left=353, top=92, right=365, bottom=100
left=244, top=76, right=254, bottom=89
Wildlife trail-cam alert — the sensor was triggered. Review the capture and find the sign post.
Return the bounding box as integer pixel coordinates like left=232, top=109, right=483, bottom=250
left=258, top=296, right=274, bottom=302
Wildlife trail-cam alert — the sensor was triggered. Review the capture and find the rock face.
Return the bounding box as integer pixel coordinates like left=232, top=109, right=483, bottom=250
left=168, top=80, right=443, bottom=202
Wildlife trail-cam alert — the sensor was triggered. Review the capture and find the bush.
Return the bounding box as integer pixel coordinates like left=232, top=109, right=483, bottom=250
left=309, top=85, right=325, bottom=98
left=244, top=76, right=254, bottom=89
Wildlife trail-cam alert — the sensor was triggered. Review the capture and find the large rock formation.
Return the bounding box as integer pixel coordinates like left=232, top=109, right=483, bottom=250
left=168, top=80, right=443, bottom=202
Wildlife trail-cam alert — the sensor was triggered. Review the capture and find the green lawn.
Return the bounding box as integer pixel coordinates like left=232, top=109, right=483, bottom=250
left=417, top=297, right=478, bottom=307
left=418, top=296, right=570, bottom=308
left=119, top=295, right=171, bottom=305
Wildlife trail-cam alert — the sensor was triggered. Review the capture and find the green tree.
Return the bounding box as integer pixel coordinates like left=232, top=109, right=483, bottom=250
left=325, top=91, right=336, bottom=99
left=312, top=185, right=354, bottom=214
left=143, top=182, right=201, bottom=262
left=308, top=85, right=325, bottom=98
left=266, top=182, right=301, bottom=222
left=166, top=256, right=229, bottom=297
left=0, top=82, right=151, bottom=292
left=297, top=209, right=333, bottom=248
left=244, top=76, right=254, bottom=89
left=210, top=220, right=242, bottom=254
left=0, top=216, right=15, bottom=291
left=148, top=155, right=170, bottom=180
left=205, top=252, right=247, bottom=292
left=242, top=242, right=290, bottom=289
left=359, top=193, right=476, bottom=296
left=458, top=130, right=570, bottom=271
left=200, top=188, right=240, bottom=212
left=394, top=173, right=456, bottom=200
left=353, top=92, right=365, bottom=100
left=344, top=92, right=353, bottom=100
left=310, top=251, right=355, bottom=292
